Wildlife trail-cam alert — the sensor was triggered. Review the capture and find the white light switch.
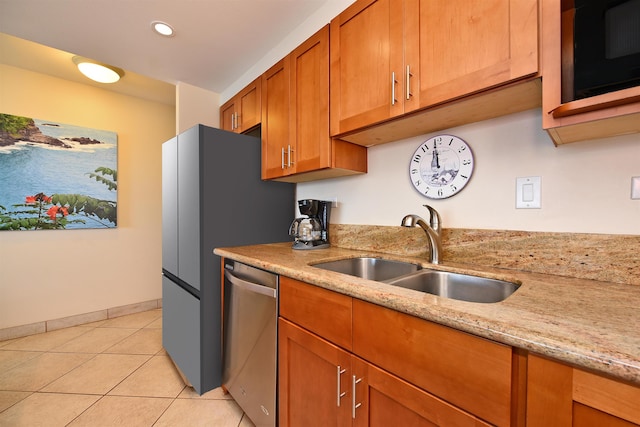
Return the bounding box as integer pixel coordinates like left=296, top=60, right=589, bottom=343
left=632, top=177, right=640, bottom=200
left=516, top=176, right=541, bottom=209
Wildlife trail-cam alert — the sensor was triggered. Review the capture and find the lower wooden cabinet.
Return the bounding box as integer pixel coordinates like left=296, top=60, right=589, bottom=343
left=278, top=318, right=351, bottom=426
left=279, top=318, right=491, bottom=427
left=278, top=277, right=520, bottom=426
left=527, top=354, right=640, bottom=427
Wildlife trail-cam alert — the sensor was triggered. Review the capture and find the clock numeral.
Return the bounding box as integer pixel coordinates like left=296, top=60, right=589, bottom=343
left=411, top=168, right=419, bottom=175
left=413, top=154, right=422, bottom=163
left=462, top=159, right=472, bottom=166
left=460, top=174, right=469, bottom=180
left=458, top=146, right=467, bottom=153
left=423, top=186, right=431, bottom=195
left=437, top=188, right=443, bottom=197
left=450, top=185, right=457, bottom=192
left=448, top=137, right=454, bottom=146
left=414, top=180, right=422, bottom=187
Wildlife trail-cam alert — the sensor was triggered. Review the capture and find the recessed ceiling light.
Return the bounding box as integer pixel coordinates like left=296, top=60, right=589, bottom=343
left=151, top=21, right=175, bottom=37
left=72, top=56, right=124, bottom=84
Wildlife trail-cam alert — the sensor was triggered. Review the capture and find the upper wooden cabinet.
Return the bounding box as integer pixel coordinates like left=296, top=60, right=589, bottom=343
left=330, top=0, right=540, bottom=144
left=329, top=0, right=414, bottom=136
left=415, top=0, right=538, bottom=107
left=220, top=77, right=261, bottom=133
left=527, top=354, right=640, bottom=426
left=541, top=0, right=640, bottom=145
left=262, top=25, right=367, bottom=182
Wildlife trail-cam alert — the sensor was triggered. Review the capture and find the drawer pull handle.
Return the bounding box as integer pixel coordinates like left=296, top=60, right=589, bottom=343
left=406, top=65, right=413, bottom=100
left=352, top=375, right=362, bottom=418
left=336, top=366, right=347, bottom=406
left=391, top=71, right=398, bottom=106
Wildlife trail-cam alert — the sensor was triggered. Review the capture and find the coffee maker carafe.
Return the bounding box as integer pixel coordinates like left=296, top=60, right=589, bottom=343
left=289, top=199, right=331, bottom=250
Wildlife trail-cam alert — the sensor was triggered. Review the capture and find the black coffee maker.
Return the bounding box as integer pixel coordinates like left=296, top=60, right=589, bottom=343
left=288, top=199, right=331, bottom=250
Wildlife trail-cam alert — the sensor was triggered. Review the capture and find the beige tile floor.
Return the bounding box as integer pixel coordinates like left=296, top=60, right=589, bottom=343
left=0, top=309, right=256, bottom=427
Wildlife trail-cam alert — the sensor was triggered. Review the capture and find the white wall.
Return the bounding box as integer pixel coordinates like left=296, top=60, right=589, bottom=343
left=298, top=109, right=640, bottom=235
left=221, top=0, right=355, bottom=103
left=0, top=64, right=176, bottom=329
left=176, top=81, right=220, bottom=133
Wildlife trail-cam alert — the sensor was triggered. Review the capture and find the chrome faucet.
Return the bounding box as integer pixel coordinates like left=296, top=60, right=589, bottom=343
left=401, top=205, right=442, bottom=264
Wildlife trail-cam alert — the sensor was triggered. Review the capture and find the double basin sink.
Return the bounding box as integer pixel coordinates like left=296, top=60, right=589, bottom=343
left=312, top=257, right=520, bottom=303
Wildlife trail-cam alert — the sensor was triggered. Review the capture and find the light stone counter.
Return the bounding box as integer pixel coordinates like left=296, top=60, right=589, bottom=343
left=215, top=241, right=640, bottom=385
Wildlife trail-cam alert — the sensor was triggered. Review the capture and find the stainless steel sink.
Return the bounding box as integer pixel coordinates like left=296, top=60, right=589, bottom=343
left=312, top=257, right=422, bottom=282
left=385, top=269, right=520, bottom=303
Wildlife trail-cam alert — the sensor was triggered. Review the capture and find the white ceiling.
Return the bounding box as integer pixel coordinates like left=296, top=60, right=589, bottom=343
left=0, top=0, right=331, bottom=104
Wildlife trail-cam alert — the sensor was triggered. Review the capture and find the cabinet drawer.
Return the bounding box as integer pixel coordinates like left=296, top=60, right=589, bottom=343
left=353, top=299, right=513, bottom=426
left=279, top=277, right=352, bottom=350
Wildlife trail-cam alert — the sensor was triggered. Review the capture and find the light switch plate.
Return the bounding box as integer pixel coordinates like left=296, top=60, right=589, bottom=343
left=632, top=177, right=640, bottom=200
left=516, top=176, right=541, bottom=209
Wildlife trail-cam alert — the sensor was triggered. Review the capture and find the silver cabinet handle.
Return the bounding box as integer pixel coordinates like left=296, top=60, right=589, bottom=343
left=352, top=375, right=362, bottom=419
left=287, top=144, right=294, bottom=167
left=281, top=147, right=285, bottom=169
left=406, top=65, right=413, bottom=100
left=336, top=366, right=347, bottom=406
left=391, top=71, right=398, bottom=105
left=234, top=112, right=240, bottom=130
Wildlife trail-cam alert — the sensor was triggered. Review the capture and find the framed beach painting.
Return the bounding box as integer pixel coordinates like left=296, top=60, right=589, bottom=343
left=0, top=113, right=117, bottom=230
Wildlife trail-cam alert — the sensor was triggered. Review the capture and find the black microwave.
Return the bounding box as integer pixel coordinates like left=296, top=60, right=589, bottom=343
left=573, top=0, right=640, bottom=100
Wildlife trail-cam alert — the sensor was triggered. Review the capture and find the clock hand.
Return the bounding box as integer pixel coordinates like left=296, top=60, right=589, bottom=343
left=431, top=143, right=440, bottom=171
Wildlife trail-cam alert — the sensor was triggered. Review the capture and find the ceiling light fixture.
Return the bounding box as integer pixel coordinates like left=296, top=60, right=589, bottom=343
left=151, top=20, right=175, bottom=37
left=72, top=56, right=124, bottom=84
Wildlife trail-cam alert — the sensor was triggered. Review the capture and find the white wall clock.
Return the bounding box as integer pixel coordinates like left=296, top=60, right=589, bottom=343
left=409, top=134, right=474, bottom=199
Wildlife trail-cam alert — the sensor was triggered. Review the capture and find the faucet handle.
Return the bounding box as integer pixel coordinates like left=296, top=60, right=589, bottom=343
left=423, top=205, right=441, bottom=235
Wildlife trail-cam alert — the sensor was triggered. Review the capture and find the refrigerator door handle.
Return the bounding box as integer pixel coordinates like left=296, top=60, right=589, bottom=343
left=224, top=270, right=277, bottom=299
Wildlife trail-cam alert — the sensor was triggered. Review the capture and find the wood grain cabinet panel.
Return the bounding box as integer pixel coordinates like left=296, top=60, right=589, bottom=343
left=527, top=354, right=640, bottom=426
left=279, top=276, right=352, bottom=351
left=330, top=0, right=538, bottom=139
left=414, top=0, right=538, bottom=108
left=262, top=25, right=367, bottom=182
left=330, top=0, right=410, bottom=136
left=278, top=318, right=351, bottom=427
left=352, top=299, right=515, bottom=426
left=219, top=78, right=261, bottom=133
left=278, top=277, right=521, bottom=426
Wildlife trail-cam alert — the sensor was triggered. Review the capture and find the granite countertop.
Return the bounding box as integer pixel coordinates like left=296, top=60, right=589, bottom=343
left=214, top=242, right=640, bottom=385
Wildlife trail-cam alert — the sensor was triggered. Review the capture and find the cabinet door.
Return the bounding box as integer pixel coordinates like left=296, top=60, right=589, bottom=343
left=278, top=318, right=351, bottom=427
left=351, top=356, right=491, bottom=427
left=290, top=25, right=330, bottom=174
left=261, top=58, right=292, bottom=179
left=220, top=99, right=236, bottom=132
left=353, top=299, right=514, bottom=426
left=330, top=0, right=405, bottom=136
left=237, top=78, right=261, bottom=133
left=527, top=354, right=640, bottom=427
left=415, top=0, right=538, bottom=108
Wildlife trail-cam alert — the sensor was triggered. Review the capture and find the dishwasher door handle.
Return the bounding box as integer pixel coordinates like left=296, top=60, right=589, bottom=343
left=225, top=270, right=277, bottom=299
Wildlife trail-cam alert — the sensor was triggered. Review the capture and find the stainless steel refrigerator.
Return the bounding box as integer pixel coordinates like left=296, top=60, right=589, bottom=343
left=161, top=124, right=294, bottom=394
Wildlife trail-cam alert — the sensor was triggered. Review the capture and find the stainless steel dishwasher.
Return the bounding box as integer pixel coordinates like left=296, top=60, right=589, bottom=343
left=222, top=260, right=277, bottom=427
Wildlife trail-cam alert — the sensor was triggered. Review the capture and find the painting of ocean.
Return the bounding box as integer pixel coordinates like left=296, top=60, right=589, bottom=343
left=0, top=113, right=117, bottom=230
